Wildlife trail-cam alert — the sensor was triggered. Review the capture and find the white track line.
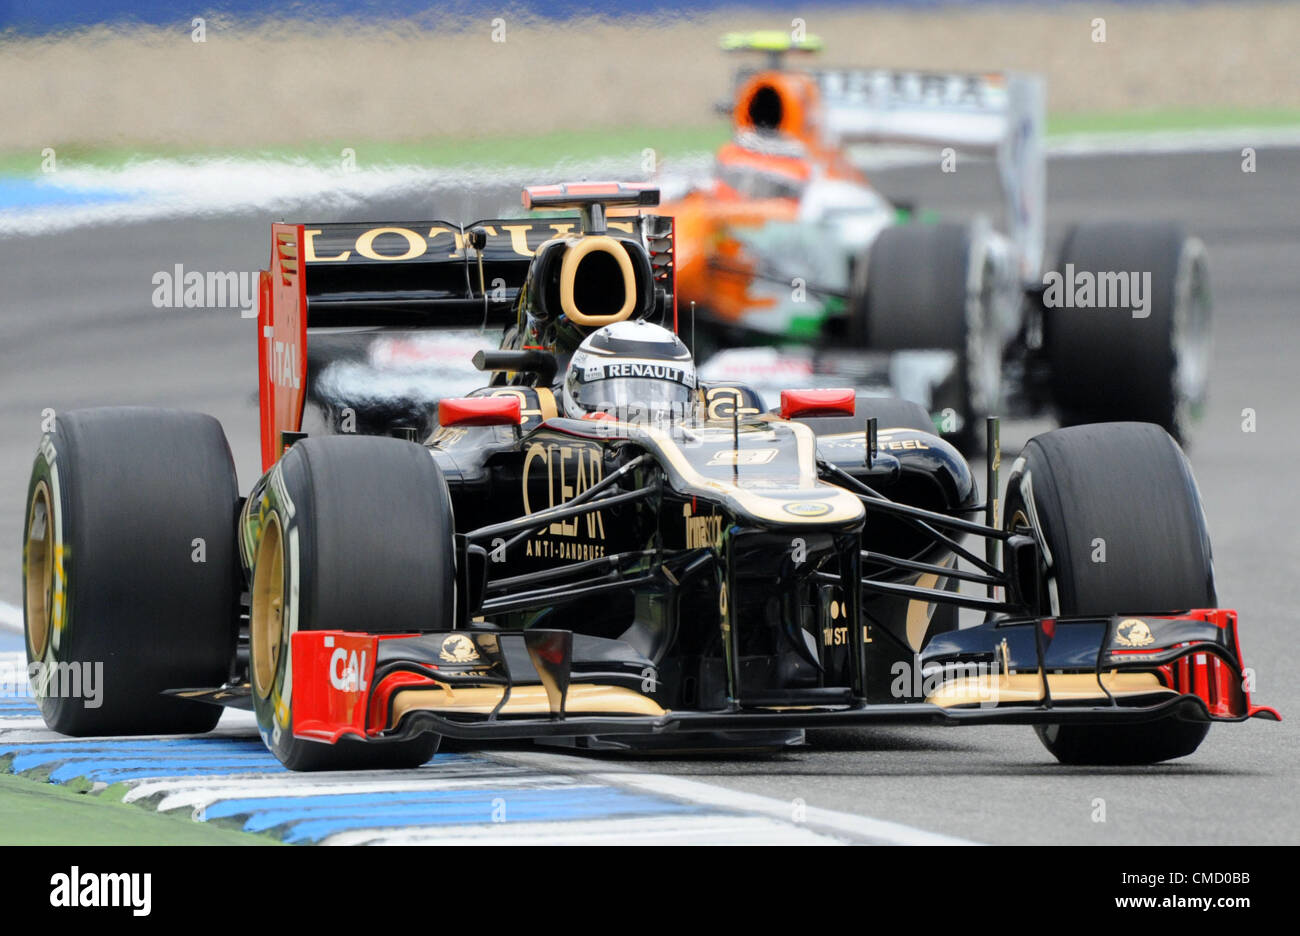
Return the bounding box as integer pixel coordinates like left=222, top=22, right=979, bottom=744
left=597, top=772, right=973, bottom=846
left=322, top=814, right=847, bottom=846
left=488, top=750, right=975, bottom=845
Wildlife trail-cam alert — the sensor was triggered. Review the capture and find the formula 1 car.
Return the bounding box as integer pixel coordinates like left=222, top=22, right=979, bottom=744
left=657, top=33, right=1212, bottom=446
left=21, top=183, right=1273, bottom=772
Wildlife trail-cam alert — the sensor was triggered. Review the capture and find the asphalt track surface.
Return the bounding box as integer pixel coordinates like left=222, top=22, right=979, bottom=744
left=1, top=148, right=1297, bottom=844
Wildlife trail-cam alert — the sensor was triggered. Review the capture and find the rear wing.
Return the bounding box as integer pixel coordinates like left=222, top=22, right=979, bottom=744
left=256, top=213, right=673, bottom=470
left=298, top=217, right=650, bottom=328
left=815, top=68, right=1046, bottom=282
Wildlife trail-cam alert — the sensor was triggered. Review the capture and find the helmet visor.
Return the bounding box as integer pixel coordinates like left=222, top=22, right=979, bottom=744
left=573, top=376, right=693, bottom=417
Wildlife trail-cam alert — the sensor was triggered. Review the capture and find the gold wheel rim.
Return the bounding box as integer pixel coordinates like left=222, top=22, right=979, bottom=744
left=24, top=481, right=53, bottom=660
left=250, top=514, right=285, bottom=699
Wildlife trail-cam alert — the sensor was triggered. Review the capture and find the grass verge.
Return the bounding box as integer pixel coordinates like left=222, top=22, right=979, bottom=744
left=1046, top=108, right=1300, bottom=136
left=0, top=123, right=732, bottom=178
left=0, top=772, right=280, bottom=845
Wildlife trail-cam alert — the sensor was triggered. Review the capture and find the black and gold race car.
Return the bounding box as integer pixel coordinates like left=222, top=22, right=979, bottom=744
left=21, top=183, right=1276, bottom=771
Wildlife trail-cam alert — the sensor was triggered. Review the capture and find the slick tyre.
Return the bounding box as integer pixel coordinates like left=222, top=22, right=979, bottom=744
left=1046, top=222, right=1211, bottom=443
left=22, top=408, right=239, bottom=736
left=1003, top=422, right=1215, bottom=765
left=249, top=436, right=453, bottom=771
left=851, top=222, right=1002, bottom=450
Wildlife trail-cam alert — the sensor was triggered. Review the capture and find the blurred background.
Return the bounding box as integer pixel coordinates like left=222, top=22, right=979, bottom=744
left=1, top=1, right=1297, bottom=841
left=2, top=1, right=1298, bottom=154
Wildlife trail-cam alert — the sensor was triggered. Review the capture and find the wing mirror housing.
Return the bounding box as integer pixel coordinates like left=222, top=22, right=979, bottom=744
left=779, top=388, right=856, bottom=419
left=438, top=396, right=523, bottom=428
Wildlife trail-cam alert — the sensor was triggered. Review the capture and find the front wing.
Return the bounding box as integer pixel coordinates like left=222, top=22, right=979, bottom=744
left=286, top=609, right=1279, bottom=748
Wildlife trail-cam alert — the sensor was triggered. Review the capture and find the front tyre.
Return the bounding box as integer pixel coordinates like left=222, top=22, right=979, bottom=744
left=1004, top=422, right=1214, bottom=764
left=23, top=408, right=239, bottom=736
left=249, top=436, right=453, bottom=771
left=1035, top=719, right=1212, bottom=767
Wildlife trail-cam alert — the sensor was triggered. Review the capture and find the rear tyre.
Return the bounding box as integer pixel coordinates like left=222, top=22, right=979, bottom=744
left=23, top=408, right=239, bottom=736
left=249, top=435, right=453, bottom=771
left=851, top=222, right=1003, bottom=449
left=1003, top=422, right=1214, bottom=764
left=1046, top=222, right=1211, bottom=443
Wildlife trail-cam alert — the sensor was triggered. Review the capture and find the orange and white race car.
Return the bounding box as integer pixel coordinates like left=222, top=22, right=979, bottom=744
left=655, top=33, right=1211, bottom=449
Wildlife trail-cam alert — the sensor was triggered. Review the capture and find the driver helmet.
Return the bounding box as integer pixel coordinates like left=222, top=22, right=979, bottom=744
left=562, top=321, right=697, bottom=422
